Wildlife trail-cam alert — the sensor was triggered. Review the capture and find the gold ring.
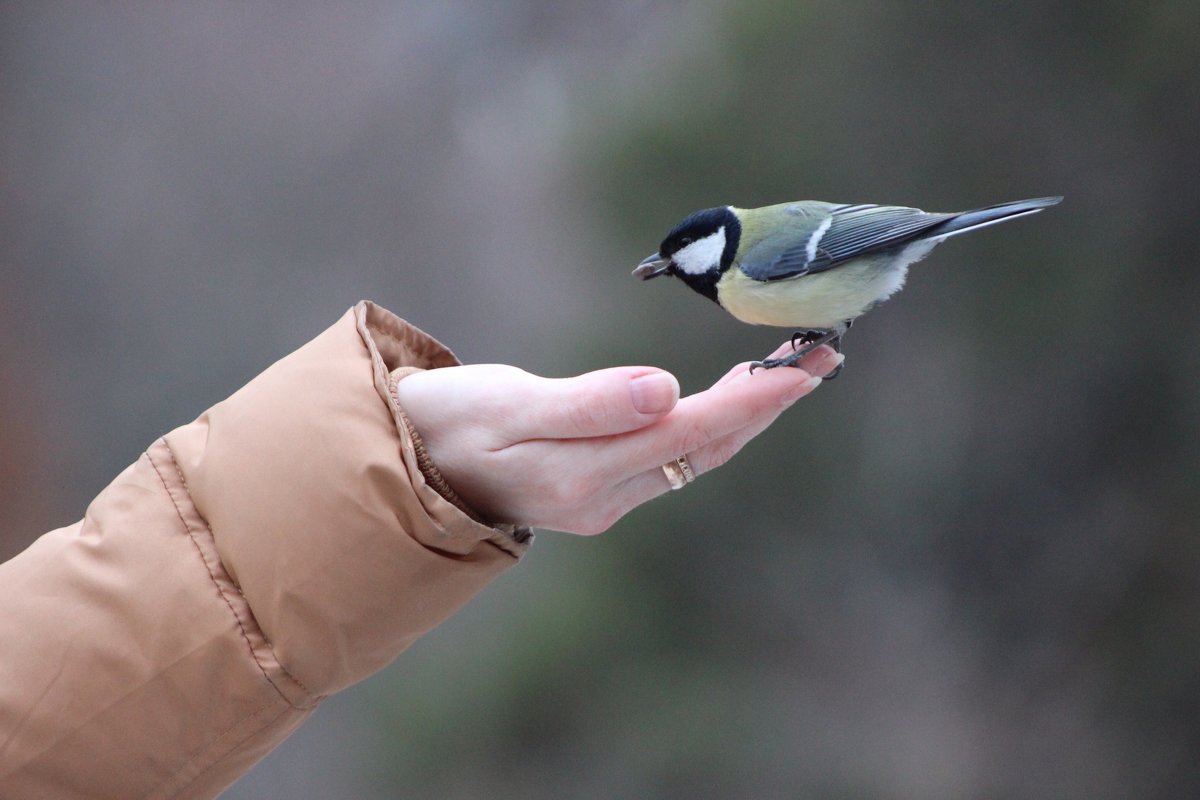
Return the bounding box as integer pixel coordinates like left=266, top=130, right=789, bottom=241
left=661, top=455, right=695, bottom=490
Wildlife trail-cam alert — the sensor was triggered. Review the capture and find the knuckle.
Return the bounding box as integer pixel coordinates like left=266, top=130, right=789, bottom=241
left=678, top=418, right=721, bottom=456
left=575, top=519, right=606, bottom=536
left=551, top=473, right=601, bottom=509
left=567, top=393, right=616, bottom=434
left=546, top=481, right=574, bottom=509
left=705, top=437, right=742, bottom=471
left=575, top=511, right=617, bottom=536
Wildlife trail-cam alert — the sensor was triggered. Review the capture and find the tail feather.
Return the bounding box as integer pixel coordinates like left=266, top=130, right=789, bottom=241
left=929, top=196, right=1063, bottom=241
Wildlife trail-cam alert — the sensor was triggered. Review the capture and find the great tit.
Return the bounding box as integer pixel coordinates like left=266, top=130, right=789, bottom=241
left=633, top=196, right=1062, bottom=371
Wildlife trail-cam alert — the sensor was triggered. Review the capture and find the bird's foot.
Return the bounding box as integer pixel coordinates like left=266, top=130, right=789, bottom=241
left=749, top=327, right=844, bottom=373
left=790, top=329, right=829, bottom=351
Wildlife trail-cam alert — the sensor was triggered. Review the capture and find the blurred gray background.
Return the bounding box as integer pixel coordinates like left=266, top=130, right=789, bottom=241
left=3, top=2, right=1198, bottom=797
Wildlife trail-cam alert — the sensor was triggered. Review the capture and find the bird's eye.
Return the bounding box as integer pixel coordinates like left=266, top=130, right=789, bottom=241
left=679, top=237, right=693, bottom=246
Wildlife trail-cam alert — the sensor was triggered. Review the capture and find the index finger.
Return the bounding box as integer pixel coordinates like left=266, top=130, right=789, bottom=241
left=716, top=343, right=841, bottom=387
left=593, top=362, right=822, bottom=480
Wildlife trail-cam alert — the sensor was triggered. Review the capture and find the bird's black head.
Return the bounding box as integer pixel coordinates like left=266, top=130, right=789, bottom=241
left=633, top=206, right=741, bottom=304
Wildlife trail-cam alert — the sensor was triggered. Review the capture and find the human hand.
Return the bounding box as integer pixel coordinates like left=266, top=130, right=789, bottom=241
left=394, top=344, right=843, bottom=534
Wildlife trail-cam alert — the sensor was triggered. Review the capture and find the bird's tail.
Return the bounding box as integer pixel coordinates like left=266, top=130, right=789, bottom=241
left=929, top=196, right=1063, bottom=241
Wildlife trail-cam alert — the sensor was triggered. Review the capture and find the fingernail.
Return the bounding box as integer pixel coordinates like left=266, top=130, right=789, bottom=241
left=781, top=375, right=822, bottom=407
left=823, top=352, right=846, bottom=376
left=631, top=372, right=680, bottom=414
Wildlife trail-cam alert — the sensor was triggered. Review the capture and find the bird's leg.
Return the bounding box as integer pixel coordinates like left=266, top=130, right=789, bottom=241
left=750, top=321, right=851, bottom=375
left=821, top=319, right=851, bottom=379
left=749, top=328, right=840, bottom=372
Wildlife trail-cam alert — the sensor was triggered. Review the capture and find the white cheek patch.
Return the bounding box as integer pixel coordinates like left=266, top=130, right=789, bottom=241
left=672, top=226, right=726, bottom=275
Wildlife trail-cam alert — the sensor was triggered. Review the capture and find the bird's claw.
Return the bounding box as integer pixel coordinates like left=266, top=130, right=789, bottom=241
left=790, top=330, right=825, bottom=351
left=750, top=327, right=847, bottom=375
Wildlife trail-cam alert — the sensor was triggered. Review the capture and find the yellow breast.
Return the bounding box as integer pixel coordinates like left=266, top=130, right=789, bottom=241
left=716, top=255, right=909, bottom=329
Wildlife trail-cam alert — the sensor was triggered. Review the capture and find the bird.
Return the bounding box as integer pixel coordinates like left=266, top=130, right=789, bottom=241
left=633, top=196, right=1062, bottom=372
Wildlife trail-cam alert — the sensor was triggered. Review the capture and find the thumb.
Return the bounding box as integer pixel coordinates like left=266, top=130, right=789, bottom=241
left=522, top=367, right=680, bottom=440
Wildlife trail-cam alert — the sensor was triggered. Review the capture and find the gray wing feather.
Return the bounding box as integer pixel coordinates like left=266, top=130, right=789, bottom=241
left=743, top=204, right=954, bottom=281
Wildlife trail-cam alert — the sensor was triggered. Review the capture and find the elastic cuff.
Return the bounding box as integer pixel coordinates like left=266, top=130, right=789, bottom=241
left=390, top=386, right=486, bottom=525
left=387, top=368, right=534, bottom=546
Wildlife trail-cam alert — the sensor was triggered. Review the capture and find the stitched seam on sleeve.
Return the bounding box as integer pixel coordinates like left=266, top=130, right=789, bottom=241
left=146, top=440, right=316, bottom=707
left=359, top=305, right=532, bottom=554
left=392, top=399, right=486, bottom=524
left=387, top=373, right=534, bottom=547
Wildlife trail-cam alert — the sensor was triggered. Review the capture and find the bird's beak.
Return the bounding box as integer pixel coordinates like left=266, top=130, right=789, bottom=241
left=633, top=252, right=670, bottom=280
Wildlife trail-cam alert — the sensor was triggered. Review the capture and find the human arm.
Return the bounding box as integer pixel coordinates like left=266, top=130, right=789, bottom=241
left=0, top=302, right=836, bottom=798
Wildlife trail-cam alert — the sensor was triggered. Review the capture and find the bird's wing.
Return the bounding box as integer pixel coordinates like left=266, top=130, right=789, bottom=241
left=740, top=204, right=955, bottom=282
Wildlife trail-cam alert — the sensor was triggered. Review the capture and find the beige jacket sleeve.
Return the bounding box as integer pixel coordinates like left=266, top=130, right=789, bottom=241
left=0, top=302, right=530, bottom=799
